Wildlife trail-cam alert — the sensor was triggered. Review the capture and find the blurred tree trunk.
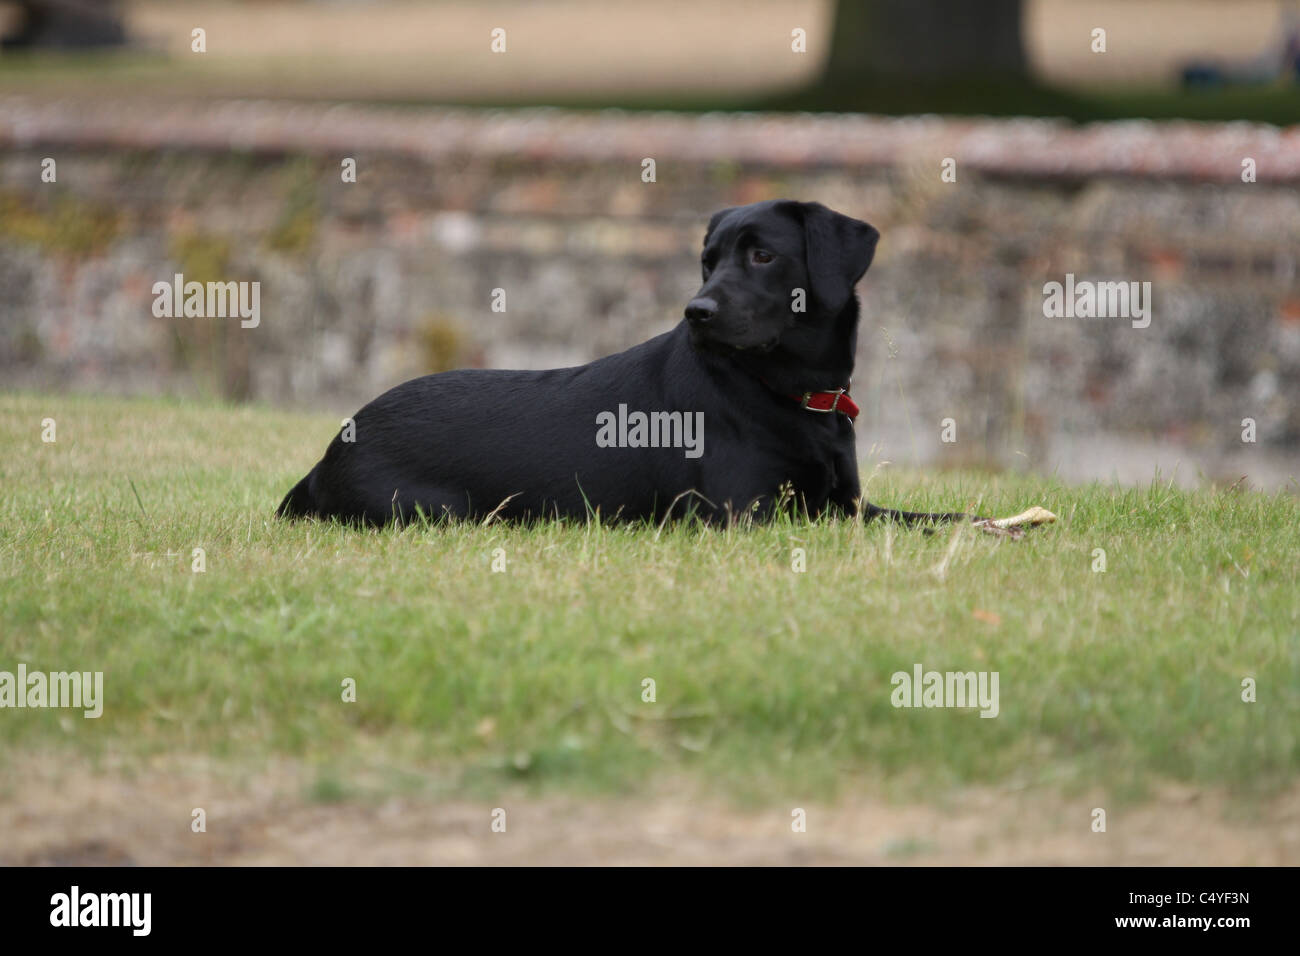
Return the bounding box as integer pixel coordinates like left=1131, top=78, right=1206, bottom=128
left=1, top=0, right=125, bottom=49
left=825, top=0, right=1025, bottom=82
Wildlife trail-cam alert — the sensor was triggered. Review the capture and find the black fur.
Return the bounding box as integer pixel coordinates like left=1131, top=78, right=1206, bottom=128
left=277, top=200, right=971, bottom=527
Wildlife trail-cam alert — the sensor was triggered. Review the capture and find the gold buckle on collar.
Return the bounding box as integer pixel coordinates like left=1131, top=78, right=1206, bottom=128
left=800, top=388, right=845, bottom=413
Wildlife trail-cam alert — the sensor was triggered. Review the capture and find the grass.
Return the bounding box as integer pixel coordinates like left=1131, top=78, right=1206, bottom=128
left=1, top=391, right=1297, bottom=808
left=760, top=78, right=1300, bottom=126
left=2, top=49, right=1299, bottom=125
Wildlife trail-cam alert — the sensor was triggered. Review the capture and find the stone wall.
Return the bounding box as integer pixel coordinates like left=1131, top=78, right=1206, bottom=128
left=2, top=97, right=1298, bottom=487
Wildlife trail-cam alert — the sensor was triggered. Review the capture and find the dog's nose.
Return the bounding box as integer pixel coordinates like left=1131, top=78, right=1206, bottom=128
left=685, top=297, right=718, bottom=324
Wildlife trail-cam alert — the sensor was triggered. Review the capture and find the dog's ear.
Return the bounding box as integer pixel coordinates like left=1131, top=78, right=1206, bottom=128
left=703, top=208, right=731, bottom=247
left=796, top=202, right=880, bottom=313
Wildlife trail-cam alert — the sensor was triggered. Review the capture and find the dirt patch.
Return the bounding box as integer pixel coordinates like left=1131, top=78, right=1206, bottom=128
left=3, top=756, right=1297, bottom=865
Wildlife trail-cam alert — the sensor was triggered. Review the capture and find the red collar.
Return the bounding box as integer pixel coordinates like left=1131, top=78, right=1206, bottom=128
left=758, top=377, right=860, bottom=421
left=793, top=387, right=859, bottom=421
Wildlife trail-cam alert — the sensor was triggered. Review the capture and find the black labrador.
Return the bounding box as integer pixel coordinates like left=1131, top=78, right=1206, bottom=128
left=277, top=200, right=972, bottom=527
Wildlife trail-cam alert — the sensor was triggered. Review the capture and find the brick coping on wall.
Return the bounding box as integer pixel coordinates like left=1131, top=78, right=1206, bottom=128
left=1, top=95, right=1298, bottom=183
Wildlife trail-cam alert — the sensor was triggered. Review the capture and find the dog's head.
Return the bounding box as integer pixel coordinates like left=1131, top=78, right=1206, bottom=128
left=685, top=200, right=879, bottom=355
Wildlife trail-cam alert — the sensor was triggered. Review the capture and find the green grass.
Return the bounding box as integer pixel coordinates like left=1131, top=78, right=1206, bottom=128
left=1, top=391, right=1297, bottom=806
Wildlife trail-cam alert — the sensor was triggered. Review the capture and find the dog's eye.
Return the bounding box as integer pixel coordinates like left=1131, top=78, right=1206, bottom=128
left=750, top=249, right=774, bottom=265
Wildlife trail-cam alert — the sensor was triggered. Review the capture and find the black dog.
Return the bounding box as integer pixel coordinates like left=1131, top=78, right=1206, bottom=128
left=277, top=200, right=971, bottom=526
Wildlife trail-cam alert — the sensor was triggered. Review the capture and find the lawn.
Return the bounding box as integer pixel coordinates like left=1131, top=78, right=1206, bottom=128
left=2, top=389, right=1296, bottom=824
left=3, top=0, right=1299, bottom=124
